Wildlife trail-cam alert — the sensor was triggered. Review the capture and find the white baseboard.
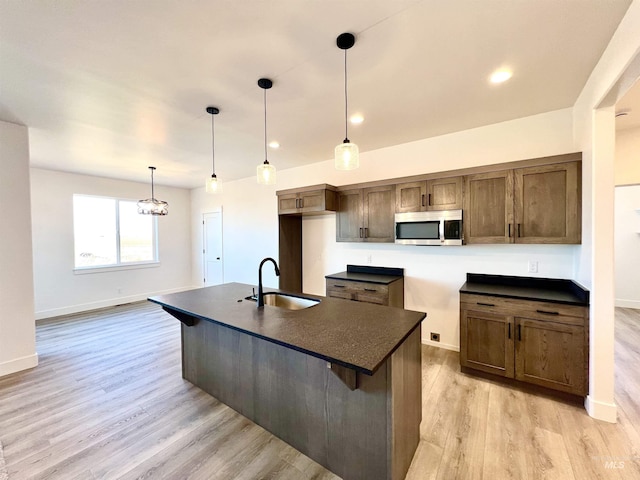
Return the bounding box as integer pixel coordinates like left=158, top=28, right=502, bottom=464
left=585, top=395, right=617, bottom=423
left=615, top=299, right=640, bottom=309
left=34, top=285, right=197, bottom=321
left=421, top=338, right=460, bottom=352
left=0, top=353, right=38, bottom=377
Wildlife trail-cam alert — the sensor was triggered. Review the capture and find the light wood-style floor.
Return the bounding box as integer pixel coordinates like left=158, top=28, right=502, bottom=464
left=0, top=303, right=639, bottom=479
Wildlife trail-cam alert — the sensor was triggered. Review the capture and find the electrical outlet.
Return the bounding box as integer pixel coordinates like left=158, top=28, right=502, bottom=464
left=117, top=287, right=123, bottom=294
left=430, top=332, right=440, bottom=342
left=528, top=261, right=538, bottom=273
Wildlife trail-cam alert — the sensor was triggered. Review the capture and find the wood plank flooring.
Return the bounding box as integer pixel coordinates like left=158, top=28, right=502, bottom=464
left=0, top=302, right=638, bottom=479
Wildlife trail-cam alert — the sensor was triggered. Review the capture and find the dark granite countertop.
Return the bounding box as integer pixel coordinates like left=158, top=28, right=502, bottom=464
left=149, top=282, right=425, bottom=376
left=325, top=264, right=404, bottom=285
left=460, top=273, right=589, bottom=306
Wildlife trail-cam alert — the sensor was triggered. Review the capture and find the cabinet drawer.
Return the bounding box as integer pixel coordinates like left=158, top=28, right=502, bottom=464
left=461, top=294, right=587, bottom=325
left=328, top=279, right=389, bottom=295
left=355, top=291, right=388, bottom=305
left=326, top=288, right=354, bottom=301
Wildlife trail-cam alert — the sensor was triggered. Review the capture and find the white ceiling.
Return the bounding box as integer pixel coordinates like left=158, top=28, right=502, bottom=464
left=0, top=0, right=633, bottom=188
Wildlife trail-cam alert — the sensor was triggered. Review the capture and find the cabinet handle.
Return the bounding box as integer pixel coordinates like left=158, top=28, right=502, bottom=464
left=536, top=309, right=559, bottom=315
left=428, top=193, right=432, bottom=206
left=299, top=198, right=303, bottom=209
left=508, top=224, right=512, bottom=238
left=508, top=323, right=511, bottom=339
left=364, top=227, right=369, bottom=238
left=518, top=324, right=522, bottom=341
left=476, top=302, right=495, bottom=307
left=359, top=227, right=363, bottom=238
left=364, top=288, right=377, bottom=292
left=517, top=223, right=521, bottom=237
left=333, top=284, right=345, bottom=288
left=421, top=194, right=425, bottom=207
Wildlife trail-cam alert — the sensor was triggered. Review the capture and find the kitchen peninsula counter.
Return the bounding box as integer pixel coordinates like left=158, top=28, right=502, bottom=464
left=149, top=282, right=425, bottom=480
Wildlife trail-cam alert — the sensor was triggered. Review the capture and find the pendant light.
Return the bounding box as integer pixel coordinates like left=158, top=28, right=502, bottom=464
left=137, top=166, right=169, bottom=215
left=205, top=106, right=221, bottom=194
left=256, top=78, right=276, bottom=185
left=335, top=32, right=359, bottom=170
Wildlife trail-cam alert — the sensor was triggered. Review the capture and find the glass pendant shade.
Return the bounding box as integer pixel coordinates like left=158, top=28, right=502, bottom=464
left=335, top=140, right=359, bottom=170
left=257, top=160, right=276, bottom=185
left=206, top=174, right=221, bottom=194
left=138, top=166, right=168, bottom=215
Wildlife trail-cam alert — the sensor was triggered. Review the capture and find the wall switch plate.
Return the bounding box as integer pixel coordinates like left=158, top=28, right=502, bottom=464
left=528, top=261, right=538, bottom=273
left=430, top=332, right=440, bottom=342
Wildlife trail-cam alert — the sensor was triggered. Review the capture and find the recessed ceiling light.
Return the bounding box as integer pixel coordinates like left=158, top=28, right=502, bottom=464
left=490, top=69, right=512, bottom=84
left=350, top=114, right=364, bottom=124
left=615, top=110, right=630, bottom=118
left=269, top=141, right=280, bottom=149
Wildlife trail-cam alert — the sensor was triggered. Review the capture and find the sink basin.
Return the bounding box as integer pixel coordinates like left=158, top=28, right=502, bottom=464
left=247, top=293, right=320, bottom=310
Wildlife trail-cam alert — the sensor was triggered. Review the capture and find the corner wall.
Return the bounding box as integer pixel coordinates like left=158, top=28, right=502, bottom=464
left=572, top=0, right=640, bottom=422
left=0, top=120, right=38, bottom=376
left=30, top=168, right=194, bottom=319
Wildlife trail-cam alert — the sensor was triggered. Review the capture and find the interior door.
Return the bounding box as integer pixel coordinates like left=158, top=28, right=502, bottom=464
left=203, top=211, right=223, bottom=286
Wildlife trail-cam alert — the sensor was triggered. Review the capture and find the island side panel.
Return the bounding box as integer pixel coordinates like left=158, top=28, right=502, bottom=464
left=389, top=327, right=422, bottom=480
left=180, top=318, right=394, bottom=480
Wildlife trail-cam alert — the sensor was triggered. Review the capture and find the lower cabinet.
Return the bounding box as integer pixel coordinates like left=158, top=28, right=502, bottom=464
left=326, top=278, right=404, bottom=308
left=460, top=293, right=588, bottom=396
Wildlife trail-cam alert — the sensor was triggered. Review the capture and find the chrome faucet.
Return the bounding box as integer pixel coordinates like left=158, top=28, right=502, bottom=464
left=257, top=257, right=280, bottom=307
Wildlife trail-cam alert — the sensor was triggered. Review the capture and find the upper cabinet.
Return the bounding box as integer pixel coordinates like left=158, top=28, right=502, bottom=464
left=464, top=170, right=514, bottom=244
left=514, top=162, right=581, bottom=244
left=337, top=185, right=396, bottom=243
left=277, top=185, right=338, bottom=216
left=464, top=161, right=581, bottom=244
left=395, top=176, right=463, bottom=213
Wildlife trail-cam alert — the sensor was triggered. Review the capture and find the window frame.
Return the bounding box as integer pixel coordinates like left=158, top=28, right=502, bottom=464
left=72, top=194, right=160, bottom=274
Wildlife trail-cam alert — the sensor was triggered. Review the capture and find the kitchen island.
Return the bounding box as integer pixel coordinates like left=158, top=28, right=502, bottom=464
left=149, top=282, right=425, bottom=480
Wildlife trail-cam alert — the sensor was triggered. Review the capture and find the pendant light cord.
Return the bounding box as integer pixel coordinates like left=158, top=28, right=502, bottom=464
left=344, top=49, right=349, bottom=141
left=211, top=113, right=215, bottom=174
left=264, top=88, right=268, bottom=162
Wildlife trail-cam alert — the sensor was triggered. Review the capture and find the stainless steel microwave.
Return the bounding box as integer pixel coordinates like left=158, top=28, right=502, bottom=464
left=395, top=209, right=463, bottom=245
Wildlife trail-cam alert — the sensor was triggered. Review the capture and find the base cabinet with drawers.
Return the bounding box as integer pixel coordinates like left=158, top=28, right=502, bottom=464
left=460, top=293, right=588, bottom=396
left=325, top=266, right=405, bottom=308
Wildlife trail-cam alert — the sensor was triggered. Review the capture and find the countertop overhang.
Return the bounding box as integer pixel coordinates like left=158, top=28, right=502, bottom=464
left=149, top=282, right=425, bottom=376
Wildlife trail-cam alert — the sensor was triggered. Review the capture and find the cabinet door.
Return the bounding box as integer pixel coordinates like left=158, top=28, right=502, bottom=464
left=513, top=162, right=581, bottom=244
left=395, top=181, right=427, bottom=213
left=336, top=189, right=363, bottom=242
left=363, top=185, right=396, bottom=242
left=278, top=193, right=300, bottom=215
left=515, top=317, right=586, bottom=395
left=426, top=176, right=462, bottom=211
left=460, top=307, right=514, bottom=378
left=464, top=170, right=514, bottom=244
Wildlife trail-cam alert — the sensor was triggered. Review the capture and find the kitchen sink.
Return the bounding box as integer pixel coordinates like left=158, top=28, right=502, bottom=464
left=246, top=292, right=320, bottom=310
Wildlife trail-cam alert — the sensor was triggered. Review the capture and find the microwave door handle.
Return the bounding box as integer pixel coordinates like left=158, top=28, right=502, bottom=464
left=440, top=220, right=445, bottom=243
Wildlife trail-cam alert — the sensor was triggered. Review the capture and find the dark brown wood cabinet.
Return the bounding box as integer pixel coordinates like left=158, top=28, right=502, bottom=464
left=513, top=162, right=581, bottom=243
left=277, top=185, right=338, bottom=215
left=396, top=176, right=462, bottom=213
left=337, top=185, right=395, bottom=242
left=460, top=293, right=588, bottom=396
left=463, top=169, right=514, bottom=244
left=464, top=161, right=581, bottom=244
left=326, top=277, right=404, bottom=307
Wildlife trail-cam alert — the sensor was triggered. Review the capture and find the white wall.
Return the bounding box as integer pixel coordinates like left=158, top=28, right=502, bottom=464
left=0, top=120, right=38, bottom=376
left=615, top=185, right=640, bottom=308
left=616, top=126, right=640, bottom=185
left=191, top=108, right=578, bottom=350
left=615, top=127, right=640, bottom=308
left=572, top=0, right=640, bottom=422
left=31, top=168, right=194, bottom=319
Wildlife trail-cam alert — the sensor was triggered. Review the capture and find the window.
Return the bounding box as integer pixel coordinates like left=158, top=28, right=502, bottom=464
left=73, top=195, right=158, bottom=269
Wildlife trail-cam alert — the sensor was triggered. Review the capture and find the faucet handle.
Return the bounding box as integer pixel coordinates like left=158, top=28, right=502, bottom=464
left=252, top=287, right=256, bottom=299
